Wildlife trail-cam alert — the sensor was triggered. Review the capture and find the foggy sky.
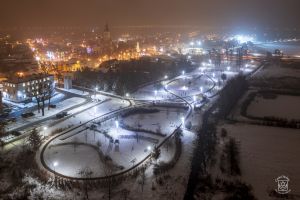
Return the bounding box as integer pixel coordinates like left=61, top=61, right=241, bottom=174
left=0, top=0, right=299, bottom=28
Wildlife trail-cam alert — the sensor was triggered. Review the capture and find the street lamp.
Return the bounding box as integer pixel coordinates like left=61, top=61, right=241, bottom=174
left=164, top=75, right=168, bottom=79
left=181, top=117, right=185, bottom=125
left=53, top=161, right=58, bottom=173
left=227, top=66, right=231, bottom=71
left=125, top=93, right=129, bottom=97
left=182, top=70, right=185, bottom=75
left=43, top=126, right=47, bottom=137
left=94, top=87, right=98, bottom=99
left=147, top=146, right=152, bottom=151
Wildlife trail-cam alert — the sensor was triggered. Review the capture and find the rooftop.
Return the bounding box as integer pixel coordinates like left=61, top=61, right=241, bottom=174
left=3, top=73, right=54, bottom=84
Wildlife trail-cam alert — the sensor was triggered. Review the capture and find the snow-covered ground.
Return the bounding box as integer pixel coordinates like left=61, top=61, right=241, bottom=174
left=5, top=97, right=86, bottom=132
left=58, top=88, right=90, bottom=96
left=247, top=95, right=300, bottom=120
left=257, top=41, right=300, bottom=56
left=42, top=107, right=185, bottom=178
left=220, top=123, right=300, bottom=200
left=3, top=92, right=65, bottom=109
left=253, top=62, right=300, bottom=79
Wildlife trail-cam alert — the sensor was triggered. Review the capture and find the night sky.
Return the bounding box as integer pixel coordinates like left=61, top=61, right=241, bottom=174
left=0, top=0, right=300, bottom=28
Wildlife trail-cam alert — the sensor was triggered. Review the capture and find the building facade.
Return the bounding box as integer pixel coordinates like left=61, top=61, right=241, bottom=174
left=2, top=74, right=54, bottom=102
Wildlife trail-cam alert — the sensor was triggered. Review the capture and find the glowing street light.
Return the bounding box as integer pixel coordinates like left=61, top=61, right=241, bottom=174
left=126, top=93, right=129, bottom=97
left=182, top=70, right=185, bottom=75
left=53, top=161, right=58, bottom=167
left=147, top=146, right=152, bottom=151
left=193, top=95, right=196, bottom=101
left=181, top=117, right=185, bottom=125
left=43, top=126, right=47, bottom=131
left=227, top=66, right=231, bottom=71
left=164, top=75, right=168, bottom=79
left=115, top=120, right=119, bottom=129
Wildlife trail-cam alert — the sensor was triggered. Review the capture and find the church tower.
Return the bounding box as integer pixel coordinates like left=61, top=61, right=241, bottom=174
left=136, top=42, right=140, bottom=53
left=103, top=22, right=111, bottom=41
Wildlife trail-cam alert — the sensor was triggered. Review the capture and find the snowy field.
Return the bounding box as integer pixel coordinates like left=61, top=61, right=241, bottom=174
left=253, top=62, right=300, bottom=79
left=42, top=107, right=185, bottom=178
left=257, top=41, right=300, bottom=56
left=166, top=74, right=214, bottom=98
left=132, top=72, right=215, bottom=101
left=58, top=88, right=90, bottom=96
left=221, top=123, right=300, bottom=200
left=247, top=95, right=300, bottom=120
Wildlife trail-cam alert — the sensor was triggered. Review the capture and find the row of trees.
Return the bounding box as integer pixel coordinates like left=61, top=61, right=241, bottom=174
left=73, top=58, right=195, bottom=96
left=218, top=75, right=248, bottom=119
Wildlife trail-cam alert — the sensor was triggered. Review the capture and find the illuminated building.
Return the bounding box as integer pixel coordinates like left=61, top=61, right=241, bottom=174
left=2, top=74, right=54, bottom=102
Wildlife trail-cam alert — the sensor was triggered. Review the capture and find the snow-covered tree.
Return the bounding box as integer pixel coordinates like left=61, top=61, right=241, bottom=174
left=28, top=128, right=41, bottom=150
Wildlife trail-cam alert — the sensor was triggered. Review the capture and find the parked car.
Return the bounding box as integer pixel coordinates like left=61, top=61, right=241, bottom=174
left=49, top=104, right=56, bottom=108
left=8, top=130, right=21, bottom=136
left=21, top=112, right=35, bottom=118
left=56, top=111, right=68, bottom=119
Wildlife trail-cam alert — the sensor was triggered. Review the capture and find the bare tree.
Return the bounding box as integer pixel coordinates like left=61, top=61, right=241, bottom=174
left=28, top=128, right=41, bottom=150
left=27, top=75, right=54, bottom=116
left=0, top=122, right=5, bottom=137
left=138, top=167, right=147, bottom=192
left=78, top=167, right=93, bottom=200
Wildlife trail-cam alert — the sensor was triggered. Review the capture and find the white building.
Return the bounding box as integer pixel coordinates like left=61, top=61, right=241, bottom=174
left=2, top=74, right=54, bottom=102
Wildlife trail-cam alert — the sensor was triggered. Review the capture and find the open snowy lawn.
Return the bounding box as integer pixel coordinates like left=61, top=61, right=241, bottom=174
left=42, top=107, right=186, bottom=178
left=247, top=95, right=300, bottom=120
left=221, top=123, right=300, bottom=199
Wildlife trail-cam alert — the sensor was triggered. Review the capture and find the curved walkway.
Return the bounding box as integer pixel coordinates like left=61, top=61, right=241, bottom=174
left=38, top=71, right=215, bottom=180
